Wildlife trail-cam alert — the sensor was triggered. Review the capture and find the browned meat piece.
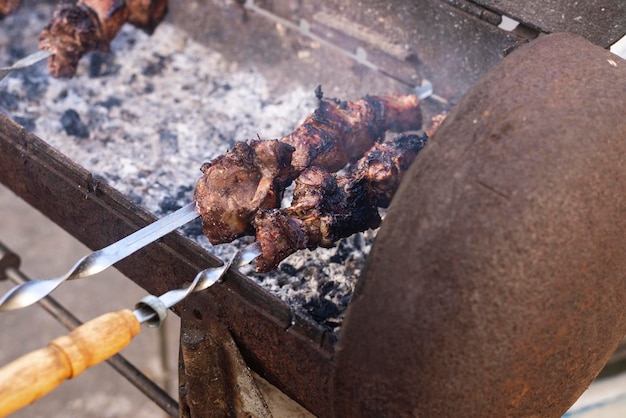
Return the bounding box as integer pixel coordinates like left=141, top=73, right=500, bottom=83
left=126, top=0, right=167, bottom=33
left=253, top=167, right=381, bottom=272
left=375, top=94, right=425, bottom=133
left=194, top=93, right=422, bottom=244
left=355, top=133, right=427, bottom=208
left=38, top=4, right=103, bottom=78
left=425, top=112, right=447, bottom=137
left=282, top=94, right=422, bottom=172
left=83, top=0, right=129, bottom=45
left=39, top=0, right=167, bottom=77
left=39, top=1, right=127, bottom=78
left=194, top=140, right=294, bottom=243
left=0, top=0, right=21, bottom=17
left=253, top=133, right=428, bottom=272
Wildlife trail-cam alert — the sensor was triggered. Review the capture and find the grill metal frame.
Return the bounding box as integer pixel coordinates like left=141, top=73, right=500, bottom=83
left=1, top=0, right=624, bottom=416
left=0, top=116, right=334, bottom=415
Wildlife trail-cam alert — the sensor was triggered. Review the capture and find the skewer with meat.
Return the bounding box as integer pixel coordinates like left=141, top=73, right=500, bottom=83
left=193, top=93, right=422, bottom=245
left=38, top=0, right=167, bottom=77
left=0, top=0, right=21, bottom=17
left=253, top=133, right=428, bottom=272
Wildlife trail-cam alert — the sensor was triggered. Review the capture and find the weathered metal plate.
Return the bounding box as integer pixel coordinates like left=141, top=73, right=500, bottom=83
left=472, top=0, right=626, bottom=46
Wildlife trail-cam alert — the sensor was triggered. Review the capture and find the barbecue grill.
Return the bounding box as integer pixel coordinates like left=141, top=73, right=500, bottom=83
left=0, top=0, right=625, bottom=417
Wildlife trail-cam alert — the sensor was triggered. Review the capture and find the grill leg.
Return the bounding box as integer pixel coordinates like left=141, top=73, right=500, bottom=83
left=178, top=307, right=271, bottom=418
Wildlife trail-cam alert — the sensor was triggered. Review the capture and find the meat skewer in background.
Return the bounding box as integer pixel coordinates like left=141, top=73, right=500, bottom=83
left=39, top=0, right=167, bottom=77
left=194, top=92, right=422, bottom=246
left=0, top=0, right=21, bottom=17
left=253, top=133, right=428, bottom=272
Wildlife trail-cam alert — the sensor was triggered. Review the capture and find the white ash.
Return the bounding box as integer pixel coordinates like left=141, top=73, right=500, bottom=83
left=0, top=4, right=380, bottom=331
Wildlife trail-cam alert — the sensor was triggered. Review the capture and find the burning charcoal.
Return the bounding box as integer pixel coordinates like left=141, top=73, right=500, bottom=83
left=96, top=96, right=123, bottom=109
left=279, top=262, right=299, bottom=276
left=89, top=51, right=121, bottom=78
left=12, top=116, right=35, bottom=132
left=39, top=0, right=168, bottom=77
left=60, top=109, right=89, bottom=139
left=194, top=93, right=422, bottom=245
left=304, top=296, right=340, bottom=325
left=0, top=91, right=19, bottom=111
left=181, top=219, right=204, bottom=238
left=142, top=53, right=170, bottom=76
left=159, top=195, right=181, bottom=212
left=0, top=0, right=21, bottom=17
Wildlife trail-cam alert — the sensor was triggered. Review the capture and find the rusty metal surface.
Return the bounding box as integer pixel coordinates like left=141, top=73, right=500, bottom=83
left=178, top=309, right=271, bottom=418
left=472, top=0, right=626, bottom=47
left=0, top=117, right=334, bottom=416
left=334, top=33, right=626, bottom=417
left=170, top=0, right=525, bottom=106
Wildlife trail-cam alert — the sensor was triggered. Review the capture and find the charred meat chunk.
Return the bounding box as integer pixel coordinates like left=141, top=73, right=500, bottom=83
left=126, top=0, right=167, bottom=33
left=253, top=167, right=382, bottom=272
left=194, top=140, right=294, bottom=244
left=283, top=94, right=422, bottom=172
left=253, top=133, right=427, bottom=272
left=355, top=133, right=428, bottom=208
left=38, top=3, right=104, bottom=78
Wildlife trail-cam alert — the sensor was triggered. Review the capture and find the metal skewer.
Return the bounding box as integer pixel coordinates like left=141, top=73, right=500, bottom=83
left=0, top=202, right=200, bottom=311
left=0, top=241, right=180, bottom=417
left=0, top=50, right=51, bottom=81
left=0, top=241, right=262, bottom=416
left=134, top=242, right=262, bottom=326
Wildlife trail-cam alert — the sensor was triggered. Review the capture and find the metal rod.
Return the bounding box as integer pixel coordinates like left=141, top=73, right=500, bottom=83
left=0, top=243, right=180, bottom=417
left=0, top=50, right=51, bottom=81
left=0, top=202, right=200, bottom=312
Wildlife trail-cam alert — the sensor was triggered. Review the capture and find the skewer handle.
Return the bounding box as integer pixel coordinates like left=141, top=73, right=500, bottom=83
left=0, top=309, right=140, bottom=417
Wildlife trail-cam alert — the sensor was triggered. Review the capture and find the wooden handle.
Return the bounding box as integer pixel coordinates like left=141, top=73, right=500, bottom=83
left=0, top=309, right=141, bottom=417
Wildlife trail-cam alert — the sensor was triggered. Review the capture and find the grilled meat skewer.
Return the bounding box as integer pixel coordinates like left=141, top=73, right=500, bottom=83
left=0, top=0, right=21, bottom=17
left=194, top=93, right=422, bottom=245
left=39, top=0, right=167, bottom=77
